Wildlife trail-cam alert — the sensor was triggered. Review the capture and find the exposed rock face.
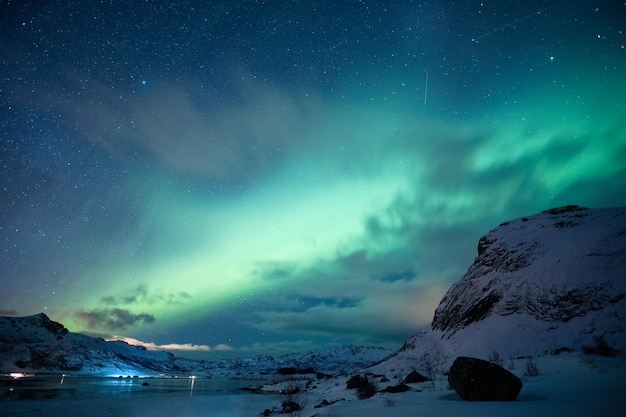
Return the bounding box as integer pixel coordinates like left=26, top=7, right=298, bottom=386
left=432, top=205, right=626, bottom=338
left=0, top=313, right=180, bottom=374
left=448, top=356, right=522, bottom=401
left=0, top=313, right=69, bottom=343
left=365, top=205, right=626, bottom=374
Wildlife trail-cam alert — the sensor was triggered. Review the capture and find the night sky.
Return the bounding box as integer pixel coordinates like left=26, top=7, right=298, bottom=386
left=1, top=0, right=625, bottom=359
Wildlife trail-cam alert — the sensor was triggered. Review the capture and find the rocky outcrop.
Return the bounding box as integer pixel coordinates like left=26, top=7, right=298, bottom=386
left=401, top=370, right=430, bottom=384
left=369, top=206, right=626, bottom=373
left=0, top=313, right=180, bottom=375
left=346, top=375, right=377, bottom=399
left=448, top=356, right=522, bottom=401
left=432, top=205, right=626, bottom=338
left=380, top=383, right=411, bottom=393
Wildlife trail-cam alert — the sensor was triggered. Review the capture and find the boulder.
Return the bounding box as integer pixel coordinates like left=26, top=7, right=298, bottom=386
left=281, top=401, right=300, bottom=414
left=313, top=398, right=342, bottom=408
left=380, top=383, right=411, bottom=393
left=314, top=399, right=331, bottom=408
left=448, top=356, right=522, bottom=401
left=346, top=375, right=377, bottom=399
left=346, top=375, right=369, bottom=390
left=401, top=370, right=430, bottom=384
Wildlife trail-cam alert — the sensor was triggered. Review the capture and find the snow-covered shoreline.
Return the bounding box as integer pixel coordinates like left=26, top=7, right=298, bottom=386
left=3, top=351, right=624, bottom=416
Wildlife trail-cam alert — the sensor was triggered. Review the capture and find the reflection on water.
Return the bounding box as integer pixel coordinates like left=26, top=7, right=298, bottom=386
left=2, top=375, right=266, bottom=401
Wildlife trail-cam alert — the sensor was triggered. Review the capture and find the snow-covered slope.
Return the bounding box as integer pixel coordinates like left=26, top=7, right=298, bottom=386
left=0, top=313, right=180, bottom=376
left=198, top=345, right=390, bottom=378
left=374, top=205, right=626, bottom=372
left=0, top=313, right=390, bottom=377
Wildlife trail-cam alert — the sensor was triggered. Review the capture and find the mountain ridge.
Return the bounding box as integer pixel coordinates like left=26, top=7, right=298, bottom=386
left=371, top=205, right=626, bottom=372
left=0, top=313, right=389, bottom=376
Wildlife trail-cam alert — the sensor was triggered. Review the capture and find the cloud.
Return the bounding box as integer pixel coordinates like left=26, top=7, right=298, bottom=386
left=36, top=75, right=320, bottom=183
left=107, top=335, right=231, bottom=352
left=251, top=252, right=451, bottom=345
left=0, top=309, right=19, bottom=316
left=131, top=80, right=317, bottom=181
left=100, top=284, right=191, bottom=307
left=252, top=287, right=444, bottom=346
left=74, top=308, right=155, bottom=331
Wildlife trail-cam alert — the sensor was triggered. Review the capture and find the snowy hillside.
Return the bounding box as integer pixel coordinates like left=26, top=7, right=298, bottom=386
left=374, top=205, right=626, bottom=372
left=0, top=313, right=389, bottom=377
left=0, top=313, right=180, bottom=376
left=203, top=344, right=390, bottom=378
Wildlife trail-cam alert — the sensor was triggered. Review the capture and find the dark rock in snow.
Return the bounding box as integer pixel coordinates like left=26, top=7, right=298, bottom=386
left=346, top=375, right=369, bottom=390
left=448, top=356, right=522, bottom=401
left=281, top=401, right=300, bottom=414
left=277, top=366, right=315, bottom=375
left=380, top=383, right=411, bottom=393
left=314, top=398, right=342, bottom=408
left=346, top=375, right=377, bottom=399
left=401, top=370, right=430, bottom=384
left=552, top=346, right=573, bottom=355
left=314, top=399, right=331, bottom=408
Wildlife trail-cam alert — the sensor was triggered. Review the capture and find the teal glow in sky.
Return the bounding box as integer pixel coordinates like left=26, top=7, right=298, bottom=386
left=1, top=0, right=625, bottom=358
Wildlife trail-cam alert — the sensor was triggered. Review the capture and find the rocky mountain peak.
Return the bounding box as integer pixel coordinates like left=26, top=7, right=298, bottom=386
left=370, top=205, right=626, bottom=373
left=431, top=205, right=626, bottom=339
left=0, top=312, right=69, bottom=344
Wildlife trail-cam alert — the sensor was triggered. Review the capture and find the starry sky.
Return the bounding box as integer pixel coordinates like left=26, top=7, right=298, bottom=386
left=1, top=0, right=625, bottom=359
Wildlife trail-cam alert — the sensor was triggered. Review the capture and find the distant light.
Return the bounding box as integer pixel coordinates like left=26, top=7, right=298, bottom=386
left=10, top=372, right=25, bottom=379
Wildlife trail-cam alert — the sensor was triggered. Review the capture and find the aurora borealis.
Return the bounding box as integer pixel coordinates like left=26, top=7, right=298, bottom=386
left=1, top=0, right=625, bottom=358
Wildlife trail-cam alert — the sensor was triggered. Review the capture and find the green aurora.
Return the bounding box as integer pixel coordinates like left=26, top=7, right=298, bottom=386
left=1, top=0, right=624, bottom=357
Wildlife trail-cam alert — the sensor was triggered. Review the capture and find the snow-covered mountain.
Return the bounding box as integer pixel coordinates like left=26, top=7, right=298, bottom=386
left=0, top=313, right=181, bottom=376
left=373, top=205, right=626, bottom=372
left=0, top=313, right=389, bottom=377
left=199, top=344, right=390, bottom=378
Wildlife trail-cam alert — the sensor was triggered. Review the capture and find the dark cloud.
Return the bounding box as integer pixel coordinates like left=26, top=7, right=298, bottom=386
left=379, top=269, right=415, bottom=283
left=0, top=309, right=19, bottom=316
left=100, top=284, right=191, bottom=307
left=254, top=301, right=424, bottom=346
left=335, top=250, right=417, bottom=283
left=249, top=246, right=449, bottom=345
left=74, top=308, right=155, bottom=331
